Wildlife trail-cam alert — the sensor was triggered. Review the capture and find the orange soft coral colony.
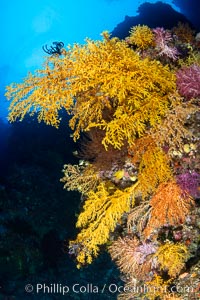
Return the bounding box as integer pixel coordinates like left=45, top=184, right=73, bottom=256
left=5, top=31, right=177, bottom=150
left=144, top=181, right=195, bottom=238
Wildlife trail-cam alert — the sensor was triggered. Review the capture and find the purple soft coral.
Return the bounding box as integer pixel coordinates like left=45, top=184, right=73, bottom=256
left=135, top=242, right=157, bottom=264
left=153, top=27, right=172, bottom=46
left=176, top=171, right=200, bottom=198
left=176, top=64, right=200, bottom=100
left=153, top=27, right=179, bottom=61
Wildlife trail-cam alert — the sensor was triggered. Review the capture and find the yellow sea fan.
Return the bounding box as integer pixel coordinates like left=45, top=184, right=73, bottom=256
left=155, top=242, right=189, bottom=277
left=60, top=163, right=99, bottom=195
left=128, top=25, right=154, bottom=49
left=129, top=136, right=172, bottom=198
left=6, top=31, right=176, bottom=149
left=70, top=182, right=138, bottom=267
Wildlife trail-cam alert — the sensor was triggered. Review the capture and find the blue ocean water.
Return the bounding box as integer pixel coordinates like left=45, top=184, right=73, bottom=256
left=0, top=1, right=199, bottom=298
left=1, top=0, right=199, bottom=123
left=0, top=0, right=180, bottom=121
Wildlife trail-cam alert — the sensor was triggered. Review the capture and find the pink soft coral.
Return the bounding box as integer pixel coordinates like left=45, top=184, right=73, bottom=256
left=153, top=27, right=179, bottom=61
left=176, top=64, right=200, bottom=100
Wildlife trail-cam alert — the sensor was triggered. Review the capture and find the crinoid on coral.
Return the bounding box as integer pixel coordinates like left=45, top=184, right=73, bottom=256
left=42, top=41, right=64, bottom=56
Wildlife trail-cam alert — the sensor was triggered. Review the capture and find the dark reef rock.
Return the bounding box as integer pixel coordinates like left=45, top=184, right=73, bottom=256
left=111, top=1, right=195, bottom=39
left=173, top=0, right=200, bottom=31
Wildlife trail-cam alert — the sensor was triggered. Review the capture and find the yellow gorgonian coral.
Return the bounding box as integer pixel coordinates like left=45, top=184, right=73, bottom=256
left=60, top=163, right=99, bottom=195
left=128, top=25, right=154, bottom=49
left=5, top=31, right=176, bottom=150
left=155, top=242, right=189, bottom=277
left=129, top=136, right=172, bottom=198
left=150, top=99, right=198, bottom=153
left=69, top=182, right=138, bottom=267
